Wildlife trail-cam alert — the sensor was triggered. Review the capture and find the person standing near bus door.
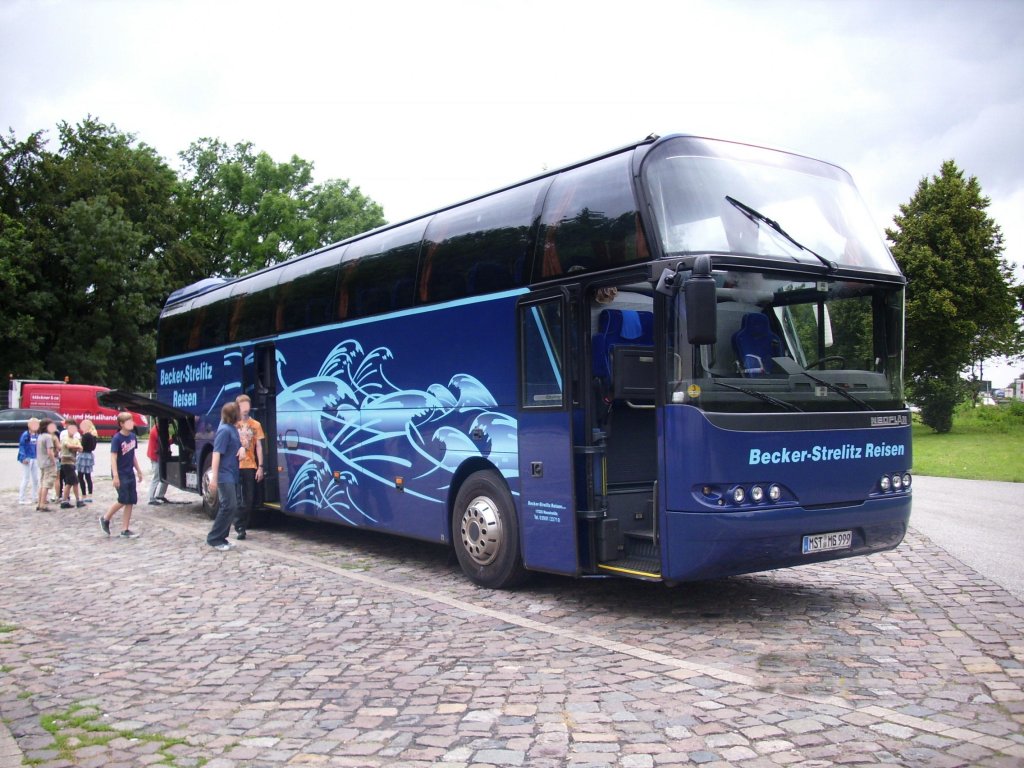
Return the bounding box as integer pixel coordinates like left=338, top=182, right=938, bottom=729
left=99, top=413, right=144, bottom=538
left=17, top=417, right=41, bottom=505
left=234, top=394, right=264, bottom=540
left=147, top=426, right=170, bottom=505
left=206, top=402, right=244, bottom=551
left=77, top=419, right=98, bottom=504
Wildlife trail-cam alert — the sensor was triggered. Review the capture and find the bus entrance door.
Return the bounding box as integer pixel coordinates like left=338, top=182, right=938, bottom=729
left=516, top=293, right=580, bottom=575
left=251, top=343, right=280, bottom=507
left=590, top=298, right=661, bottom=580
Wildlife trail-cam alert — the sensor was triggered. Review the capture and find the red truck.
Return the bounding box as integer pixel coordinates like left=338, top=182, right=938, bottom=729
left=7, top=379, right=147, bottom=438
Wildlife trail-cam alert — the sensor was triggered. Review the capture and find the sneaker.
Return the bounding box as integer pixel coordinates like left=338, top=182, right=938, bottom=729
left=236, top=530, right=247, bottom=540
left=148, top=499, right=163, bottom=506
left=60, top=501, right=72, bottom=509
left=37, top=506, right=51, bottom=512
left=83, top=498, right=93, bottom=504
left=156, top=496, right=171, bottom=503
left=76, top=501, right=86, bottom=508
left=119, top=530, right=139, bottom=539
left=212, top=542, right=233, bottom=551
left=99, top=516, right=110, bottom=535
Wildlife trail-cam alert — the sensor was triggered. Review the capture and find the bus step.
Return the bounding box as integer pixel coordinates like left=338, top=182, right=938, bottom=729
left=624, top=529, right=655, bottom=541
left=597, top=557, right=661, bottom=580
left=623, top=530, right=657, bottom=560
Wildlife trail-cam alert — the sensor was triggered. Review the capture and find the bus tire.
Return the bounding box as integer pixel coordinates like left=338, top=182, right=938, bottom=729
left=200, top=451, right=217, bottom=520
left=452, top=471, right=528, bottom=589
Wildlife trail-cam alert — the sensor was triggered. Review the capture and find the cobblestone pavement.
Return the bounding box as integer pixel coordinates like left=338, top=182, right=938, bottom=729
left=0, top=478, right=1022, bottom=768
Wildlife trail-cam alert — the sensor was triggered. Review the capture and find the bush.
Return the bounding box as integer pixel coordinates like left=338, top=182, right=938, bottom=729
left=912, top=377, right=965, bottom=433
left=964, top=399, right=1024, bottom=432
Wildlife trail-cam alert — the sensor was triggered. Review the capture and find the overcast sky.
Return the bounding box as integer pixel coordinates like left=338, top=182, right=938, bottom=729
left=3, top=0, right=1022, bottom=384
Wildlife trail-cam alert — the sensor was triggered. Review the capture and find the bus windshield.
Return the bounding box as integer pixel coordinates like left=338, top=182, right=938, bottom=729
left=669, top=269, right=905, bottom=413
left=643, top=137, right=898, bottom=275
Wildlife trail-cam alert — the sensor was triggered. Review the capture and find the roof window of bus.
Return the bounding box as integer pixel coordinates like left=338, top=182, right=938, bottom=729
left=535, top=153, right=646, bottom=281
left=228, top=269, right=278, bottom=343
left=339, top=219, right=426, bottom=320
left=275, top=246, right=344, bottom=334
left=418, top=180, right=544, bottom=304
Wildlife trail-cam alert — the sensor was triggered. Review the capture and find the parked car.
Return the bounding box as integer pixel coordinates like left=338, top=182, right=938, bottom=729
left=0, top=408, right=66, bottom=444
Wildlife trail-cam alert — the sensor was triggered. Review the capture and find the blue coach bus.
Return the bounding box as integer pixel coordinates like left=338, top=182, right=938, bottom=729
left=108, top=134, right=912, bottom=588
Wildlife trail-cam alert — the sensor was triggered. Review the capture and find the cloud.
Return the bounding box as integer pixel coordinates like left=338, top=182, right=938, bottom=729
left=2, top=0, right=1021, bottom=276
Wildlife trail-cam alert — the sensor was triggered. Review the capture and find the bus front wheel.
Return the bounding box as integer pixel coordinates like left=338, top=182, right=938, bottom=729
left=452, top=471, right=527, bottom=590
left=200, top=452, right=217, bottom=520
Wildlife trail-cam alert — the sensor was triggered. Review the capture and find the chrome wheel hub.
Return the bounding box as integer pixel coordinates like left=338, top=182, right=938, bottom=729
left=459, top=495, right=502, bottom=566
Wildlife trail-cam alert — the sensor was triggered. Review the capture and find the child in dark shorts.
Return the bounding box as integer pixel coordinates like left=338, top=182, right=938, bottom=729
left=59, top=420, right=84, bottom=509
left=100, top=413, right=144, bottom=538
left=77, top=419, right=98, bottom=503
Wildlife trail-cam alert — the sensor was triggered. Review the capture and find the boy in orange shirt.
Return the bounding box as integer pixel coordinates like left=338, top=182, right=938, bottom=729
left=234, top=394, right=265, bottom=540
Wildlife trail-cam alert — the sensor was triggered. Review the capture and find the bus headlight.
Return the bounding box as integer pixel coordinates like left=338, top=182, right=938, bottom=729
left=768, top=484, right=782, bottom=502
left=750, top=485, right=765, bottom=503
left=892, top=473, right=903, bottom=490
left=902, top=473, right=912, bottom=489
left=732, top=486, right=746, bottom=504
left=880, top=475, right=891, bottom=492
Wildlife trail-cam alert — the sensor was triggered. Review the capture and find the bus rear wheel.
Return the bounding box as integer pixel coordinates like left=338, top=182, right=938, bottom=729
left=200, top=452, right=217, bottom=520
left=452, top=471, right=527, bottom=589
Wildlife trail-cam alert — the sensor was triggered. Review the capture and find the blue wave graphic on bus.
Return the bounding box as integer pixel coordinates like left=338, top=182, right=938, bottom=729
left=275, top=340, right=517, bottom=524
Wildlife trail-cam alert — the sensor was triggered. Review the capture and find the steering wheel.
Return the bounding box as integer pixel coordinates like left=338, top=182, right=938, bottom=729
left=805, top=355, right=846, bottom=369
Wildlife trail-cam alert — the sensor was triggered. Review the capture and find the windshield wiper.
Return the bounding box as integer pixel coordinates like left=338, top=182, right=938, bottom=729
left=725, top=196, right=837, bottom=272
left=706, top=375, right=803, bottom=413
left=792, top=369, right=874, bottom=411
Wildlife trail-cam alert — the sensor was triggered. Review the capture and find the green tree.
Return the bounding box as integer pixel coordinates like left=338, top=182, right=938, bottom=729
left=0, top=213, right=45, bottom=376
left=887, top=160, right=1023, bottom=432
left=0, top=117, right=179, bottom=390
left=175, top=139, right=385, bottom=280
left=1, top=119, right=389, bottom=391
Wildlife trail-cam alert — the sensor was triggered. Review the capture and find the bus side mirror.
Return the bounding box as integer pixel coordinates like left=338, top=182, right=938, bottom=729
left=685, top=255, right=717, bottom=345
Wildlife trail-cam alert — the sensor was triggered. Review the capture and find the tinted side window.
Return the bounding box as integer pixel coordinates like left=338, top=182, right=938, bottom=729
left=158, top=302, right=194, bottom=358
left=419, top=180, right=544, bottom=304
left=338, top=220, right=425, bottom=321
left=275, top=247, right=344, bottom=334
left=188, top=293, right=231, bottom=351
left=534, top=153, right=648, bottom=280
left=228, top=269, right=279, bottom=343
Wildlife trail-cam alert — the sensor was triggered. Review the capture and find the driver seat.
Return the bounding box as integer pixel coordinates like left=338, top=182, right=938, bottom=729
left=731, top=312, right=783, bottom=377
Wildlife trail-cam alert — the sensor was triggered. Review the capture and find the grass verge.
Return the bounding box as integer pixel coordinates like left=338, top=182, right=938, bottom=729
left=912, top=403, right=1024, bottom=482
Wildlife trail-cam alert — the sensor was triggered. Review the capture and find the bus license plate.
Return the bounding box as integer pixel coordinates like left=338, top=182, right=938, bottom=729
left=802, top=530, right=852, bottom=554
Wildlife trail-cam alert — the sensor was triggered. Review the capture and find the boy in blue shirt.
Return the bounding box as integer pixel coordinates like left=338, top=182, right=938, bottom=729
left=206, top=402, right=244, bottom=550
left=17, top=417, right=40, bottom=505
left=100, top=413, right=144, bottom=538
